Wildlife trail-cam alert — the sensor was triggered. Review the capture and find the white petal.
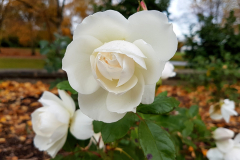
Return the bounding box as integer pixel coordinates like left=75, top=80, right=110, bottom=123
left=31, top=107, right=65, bottom=137
left=38, top=92, right=70, bottom=124
left=224, top=147, right=240, bottom=160
left=213, top=128, right=234, bottom=140
left=209, top=105, right=223, bottom=120
left=46, top=134, right=67, bottom=158
left=221, top=106, right=238, bottom=123
left=96, top=66, right=138, bottom=95
left=133, top=39, right=166, bottom=84
left=33, top=124, right=68, bottom=151
left=106, top=71, right=145, bottom=113
left=126, top=10, right=178, bottom=61
left=216, top=139, right=234, bottom=153
left=78, top=88, right=126, bottom=123
left=234, top=133, right=240, bottom=144
left=94, top=40, right=147, bottom=69
left=58, top=89, right=75, bottom=117
left=161, top=62, right=176, bottom=79
left=93, top=133, right=105, bottom=149
left=206, top=148, right=224, bottom=160
left=117, top=55, right=135, bottom=87
left=70, top=110, right=94, bottom=140
left=62, top=36, right=103, bottom=94
left=73, top=10, right=128, bottom=42
left=97, top=59, right=113, bottom=81
left=141, top=84, right=155, bottom=104
left=223, top=99, right=235, bottom=110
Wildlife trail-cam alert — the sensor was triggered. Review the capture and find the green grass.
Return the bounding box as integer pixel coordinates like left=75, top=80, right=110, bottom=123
left=170, top=52, right=184, bottom=61
left=0, top=58, right=45, bottom=69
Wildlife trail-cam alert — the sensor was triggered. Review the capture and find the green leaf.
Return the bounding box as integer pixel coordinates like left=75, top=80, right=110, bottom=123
left=149, top=115, right=186, bottom=132
left=137, top=94, right=179, bottom=115
left=158, top=91, right=168, bottom=96
left=131, top=127, right=138, bottom=141
left=101, top=113, right=136, bottom=143
left=93, top=121, right=103, bottom=133
left=57, top=81, right=77, bottom=94
left=188, top=105, right=199, bottom=117
left=138, top=120, right=175, bottom=160
left=182, top=120, right=194, bottom=137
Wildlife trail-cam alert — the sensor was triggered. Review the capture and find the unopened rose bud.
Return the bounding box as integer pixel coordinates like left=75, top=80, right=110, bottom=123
left=137, top=1, right=148, bottom=11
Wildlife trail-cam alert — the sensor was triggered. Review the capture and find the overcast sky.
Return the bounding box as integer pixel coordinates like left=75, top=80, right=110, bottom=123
left=168, top=0, right=197, bottom=40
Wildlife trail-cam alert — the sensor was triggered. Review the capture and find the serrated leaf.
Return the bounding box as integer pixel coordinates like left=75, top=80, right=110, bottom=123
left=57, top=81, right=77, bottom=94
left=137, top=94, right=179, bottom=115
left=188, top=105, right=199, bottom=117
left=93, top=121, right=103, bottom=133
left=101, top=113, right=136, bottom=143
left=139, top=120, right=175, bottom=160
left=182, top=120, right=193, bottom=137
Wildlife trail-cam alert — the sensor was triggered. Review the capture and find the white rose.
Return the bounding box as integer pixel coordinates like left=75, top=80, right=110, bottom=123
left=62, top=10, right=177, bottom=123
left=161, top=61, right=176, bottom=79
left=209, top=99, right=238, bottom=123
left=207, top=129, right=240, bottom=160
left=31, top=90, right=94, bottom=158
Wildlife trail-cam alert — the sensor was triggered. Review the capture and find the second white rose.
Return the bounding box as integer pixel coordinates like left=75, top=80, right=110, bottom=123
left=62, top=10, right=177, bottom=123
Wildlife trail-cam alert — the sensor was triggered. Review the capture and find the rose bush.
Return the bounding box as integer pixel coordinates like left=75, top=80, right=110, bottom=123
left=62, top=10, right=177, bottom=123
left=31, top=90, right=94, bottom=157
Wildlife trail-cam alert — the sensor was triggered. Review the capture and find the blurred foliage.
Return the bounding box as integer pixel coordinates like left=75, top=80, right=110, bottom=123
left=39, top=34, right=71, bottom=72
left=52, top=87, right=213, bottom=160
left=92, top=0, right=171, bottom=18
left=183, top=11, right=240, bottom=101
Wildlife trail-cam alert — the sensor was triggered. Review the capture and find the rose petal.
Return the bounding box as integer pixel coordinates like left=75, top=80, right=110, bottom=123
left=94, top=40, right=147, bottom=69
left=127, top=10, right=178, bottom=61
left=221, top=106, right=238, bottom=123
left=62, top=36, right=103, bottom=94
left=133, top=39, right=166, bottom=84
left=74, top=10, right=128, bottom=42
left=93, top=133, right=105, bottom=149
left=209, top=105, right=223, bottom=120
left=234, top=133, right=240, bottom=144
left=38, top=91, right=70, bottom=124
left=78, top=88, right=126, bottom=123
left=117, top=55, right=135, bottom=87
left=161, top=61, right=176, bottom=79
left=213, top=128, right=234, bottom=140
left=216, top=139, right=234, bottom=153
left=58, top=89, right=75, bottom=117
left=46, top=134, right=67, bottom=158
left=70, top=110, right=94, bottom=140
left=96, top=66, right=138, bottom=95
left=224, top=147, right=240, bottom=160
left=31, top=107, right=65, bottom=137
left=206, top=148, right=224, bottom=160
left=106, top=71, right=144, bottom=113
left=33, top=124, right=68, bottom=151
left=141, top=84, right=155, bottom=104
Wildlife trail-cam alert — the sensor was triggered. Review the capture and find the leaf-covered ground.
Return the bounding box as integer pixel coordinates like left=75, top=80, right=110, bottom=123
left=0, top=81, right=239, bottom=159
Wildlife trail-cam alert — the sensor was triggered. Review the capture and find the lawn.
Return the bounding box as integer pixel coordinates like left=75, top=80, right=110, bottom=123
left=0, top=58, right=45, bottom=69
left=170, top=52, right=184, bottom=61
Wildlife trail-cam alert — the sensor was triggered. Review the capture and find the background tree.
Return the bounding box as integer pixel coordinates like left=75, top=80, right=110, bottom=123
left=91, top=0, right=171, bottom=18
